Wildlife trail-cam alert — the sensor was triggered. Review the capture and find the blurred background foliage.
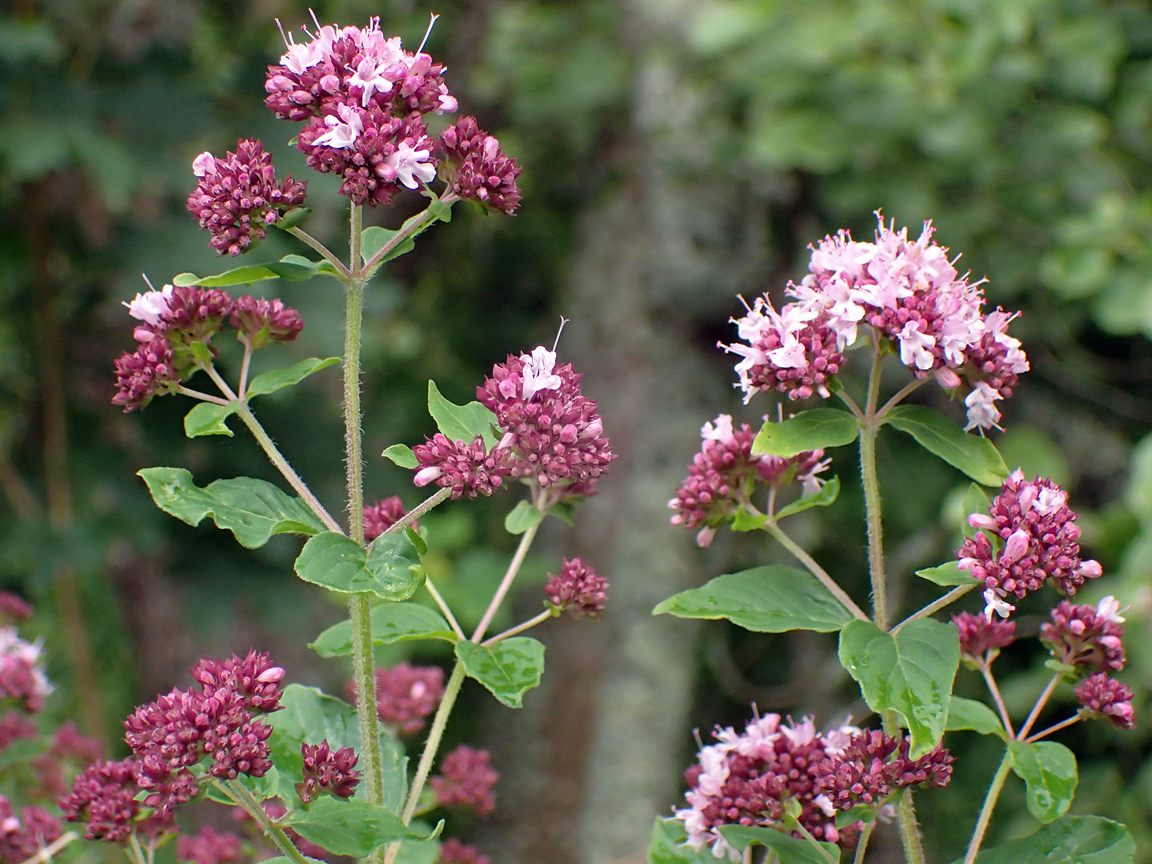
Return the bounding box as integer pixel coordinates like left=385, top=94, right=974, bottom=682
left=3, top=0, right=1152, bottom=861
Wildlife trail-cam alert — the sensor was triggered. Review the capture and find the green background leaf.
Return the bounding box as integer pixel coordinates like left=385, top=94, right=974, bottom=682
left=383, top=444, right=418, bottom=469
left=915, top=560, right=981, bottom=587
left=751, top=408, right=859, bottom=458
left=648, top=818, right=720, bottom=863
left=183, top=402, right=237, bottom=438
left=946, top=696, right=1006, bottom=738
left=427, top=380, right=500, bottom=447
left=773, top=475, right=841, bottom=519
left=455, top=637, right=545, bottom=707
left=288, top=797, right=419, bottom=857
left=246, top=357, right=340, bottom=398
left=504, top=500, right=544, bottom=535
left=885, top=405, right=1009, bottom=486
left=719, top=825, right=841, bottom=863
left=310, top=602, right=457, bottom=658
left=838, top=618, right=960, bottom=757
left=654, top=566, right=854, bottom=633
left=1009, top=740, right=1079, bottom=824
left=956, top=815, right=1133, bottom=864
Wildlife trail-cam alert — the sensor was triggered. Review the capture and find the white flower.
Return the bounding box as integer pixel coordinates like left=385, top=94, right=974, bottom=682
left=124, top=285, right=174, bottom=327
left=983, top=588, right=1015, bottom=619
left=520, top=346, right=562, bottom=401
left=898, top=321, right=936, bottom=370
left=964, top=381, right=1002, bottom=432
left=313, top=104, right=364, bottom=149
left=1096, top=595, right=1127, bottom=624
left=384, top=142, right=436, bottom=189
left=701, top=415, right=735, bottom=445
left=192, top=152, right=217, bottom=177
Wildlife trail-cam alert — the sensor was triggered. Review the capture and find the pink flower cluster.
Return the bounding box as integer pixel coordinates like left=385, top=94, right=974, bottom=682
left=952, top=611, right=1016, bottom=662
left=0, top=626, right=52, bottom=713
left=675, top=714, right=952, bottom=860
left=1074, top=673, right=1135, bottom=729
left=176, top=826, right=245, bottom=864
left=61, top=652, right=284, bottom=841
left=545, top=557, right=608, bottom=619
left=0, top=796, right=62, bottom=863
left=1043, top=596, right=1134, bottom=728
left=263, top=16, right=519, bottom=211
left=299, top=740, right=361, bottom=803
left=430, top=745, right=499, bottom=816
left=363, top=496, right=413, bottom=541
left=113, top=284, right=303, bottom=412
left=413, top=347, right=614, bottom=504
left=363, top=662, right=445, bottom=735
left=669, top=414, right=829, bottom=547
left=186, top=140, right=307, bottom=257
left=439, top=838, right=491, bottom=864
left=722, top=214, right=1028, bottom=431
left=957, top=470, right=1101, bottom=619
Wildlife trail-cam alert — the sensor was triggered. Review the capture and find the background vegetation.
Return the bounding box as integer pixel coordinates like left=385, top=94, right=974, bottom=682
left=2, top=0, right=1152, bottom=861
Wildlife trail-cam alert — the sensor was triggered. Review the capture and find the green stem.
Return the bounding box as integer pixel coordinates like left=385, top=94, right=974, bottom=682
left=483, top=608, right=555, bottom=646
left=472, top=521, right=540, bottom=642
left=893, top=584, right=976, bottom=633
left=763, top=520, right=868, bottom=621
left=981, top=663, right=1015, bottom=739
left=423, top=576, right=466, bottom=640
left=859, top=422, right=888, bottom=631
left=962, top=750, right=1012, bottom=864
left=382, top=487, right=451, bottom=536
left=233, top=403, right=344, bottom=534
left=15, top=831, right=77, bottom=864
left=361, top=193, right=457, bottom=276
left=876, top=378, right=925, bottom=420
left=218, top=779, right=311, bottom=864
left=237, top=336, right=254, bottom=398
left=1018, top=673, right=1062, bottom=740
left=349, top=592, right=385, bottom=807
left=792, top=820, right=837, bottom=864
left=175, top=385, right=230, bottom=405
left=286, top=226, right=352, bottom=280
left=127, top=835, right=148, bottom=864
left=852, top=821, right=876, bottom=864
left=1025, top=713, right=1081, bottom=743
left=894, top=788, right=927, bottom=864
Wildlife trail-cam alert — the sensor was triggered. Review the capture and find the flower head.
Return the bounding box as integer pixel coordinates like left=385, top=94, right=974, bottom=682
left=230, top=296, right=304, bottom=348
left=438, top=838, right=491, bottom=864
left=0, top=627, right=52, bottom=712
left=545, top=557, right=608, bottom=619
left=439, top=116, right=522, bottom=215
left=299, top=741, right=361, bottom=803
left=412, top=434, right=508, bottom=500
left=363, top=497, right=412, bottom=541
left=365, top=663, right=444, bottom=734
left=176, top=826, right=244, bottom=864
left=1040, top=597, right=1127, bottom=672
left=430, top=746, right=499, bottom=816
left=1074, top=673, right=1135, bottom=728
left=952, top=611, right=1016, bottom=662
left=0, top=798, right=62, bottom=863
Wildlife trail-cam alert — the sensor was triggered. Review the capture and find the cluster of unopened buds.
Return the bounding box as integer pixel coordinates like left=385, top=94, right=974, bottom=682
left=112, top=284, right=304, bottom=412
left=668, top=413, right=829, bottom=546
left=675, top=713, right=953, bottom=860
left=412, top=346, right=615, bottom=506
left=722, top=213, right=1029, bottom=431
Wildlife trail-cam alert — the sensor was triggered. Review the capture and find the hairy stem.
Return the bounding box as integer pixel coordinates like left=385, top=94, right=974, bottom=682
left=894, top=788, right=926, bottom=864
left=851, top=821, right=876, bottom=864
left=483, top=608, right=555, bottom=646
left=286, top=226, right=352, bottom=280
left=362, top=193, right=457, bottom=275
left=382, top=487, right=451, bottom=536
left=472, top=521, right=540, bottom=642
left=763, top=520, right=868, bottom=621
left=893, top=584, right=976, bottom=633
left=1026, top=713, right=1082, bottom=743
left=1018, top=673, right=1063, bottom=740
left=423, top=577, right=466, bottom=640
left=981, top=663, right=1015, bottom=739
left=859, top=422, right=888, bottom=630
left=963, top=750, right=1012, bottom=864
left=218, top=779, right=311, bottom=864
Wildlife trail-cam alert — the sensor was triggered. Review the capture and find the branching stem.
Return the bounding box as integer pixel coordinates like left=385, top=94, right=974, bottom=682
left=963, top=750, right=1012, bottom=864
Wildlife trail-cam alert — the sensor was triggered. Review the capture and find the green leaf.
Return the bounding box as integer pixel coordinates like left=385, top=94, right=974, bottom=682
left=361, top=226, right=415, bottom=267
left=288, top=797, right=426, bottom=857
left=719, top=825, right=841, bottom=863
left=454, top=637, right=545, bottom=708
left=172, top=265, right=279, bottom=287
left=946, top=696, right=1006, bottom=738
left=246, top=357, right=340, bottom=398
left=266, top=255, right=322, bottom=281
left=427, top=381, right=500, bottom=448
left=267, top=684, right=360, bottom=781
left=751, top=408, right=859, bottom=458
left=731, top=507, right=770, bottom=532
left=383, top=444, right=418, bottom=469
left=885, top=405, right=1009, bottom=486
left=310, top=602, right=457, bottom=658
left=294, top=531, right=425, bottom=600
left=1009, top=741, right=1079, bottom=824
left=137, top=468, right=325, bottom=548
left=834, top=803, right=880, bottom=829
left=275, top=207, right=312, bottom=230
left=915, top=560, right=980, bottom=586
left=962, top=483, right=995, bottom=540
left=774, top=476, right=841, bottom=519
left=653, top=566, right=854, bottom=633
left=838, top=618, right=960, bottom=758
left=184, top=402, right=237, bottom=438
left=505, top=500, right=544, bottom=535
left=259, top=857, right=324, bottom=864
left=956, top=815, right=1133, bottom=864
left=648, top=819, right=720, bottom=864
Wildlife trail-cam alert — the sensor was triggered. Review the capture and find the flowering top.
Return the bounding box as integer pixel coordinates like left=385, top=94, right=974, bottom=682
left=1074, top=673, right=1135, bottom=728
left=1040, top=596, right=1127, bottom=673
left=675, top=712, right=952, bottom=860
left=669, top=414, right=829, bottom=547
left=176, top=826, right=244, bottom=864
left=952, top=611, right=1016, bottom=662
left=957, top=470, right=1101, bottom=619
left=721, top=214, right=1028, bottom=431
left=363, top=496, right=412, bottom=541
left=440, top=116, right=522, bottom=215
left=186, top=140, right=307, bottom=257
left=0, top=796, right=61, bottom=863
left=545, top=557, right=608, bottom=619
left=299, top=740, right=361, bottom=803
left=0, top=627, right=52, bottom=713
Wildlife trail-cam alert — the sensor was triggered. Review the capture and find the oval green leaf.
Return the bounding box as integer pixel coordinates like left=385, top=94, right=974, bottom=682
left=946, top=696, right=1006, bottom=738
left=310, top=602, right=457, bottom=658
left=654, top=565, right=854, bottom=633
left=288, top=797, right=426, bottom=857
left=884, top=405, right=1009, bottom=486
left=956, top=815, right=1133, bottom=864
left=184, top=402, right=237, bottom=438
left=751, top=408, right=859, bottom=458
left=137, top=468, right=326, bottom=548
left=718, top=825, right=841, bottom=864
left=915, top=560, right=981, bottom=587
left=1009, top=740, right=1078, bottom=824
left=246, top=357, right=340, bottom=398
left=774, top=475, right=841, bottom=520
left=383, top=444, right=418, bottom=469
left=838, top=618, right=960, bottom=758
left=172, top=264, right=279, bottom=288
left=294, top=531, right=425, bottom=601
left=275, top=207, right=312, bottom=230
left=427, top=380, right=500, bottom=448
left=455, top=637, right=545, bottom=708
left=505, top=500, right=544, bottom=535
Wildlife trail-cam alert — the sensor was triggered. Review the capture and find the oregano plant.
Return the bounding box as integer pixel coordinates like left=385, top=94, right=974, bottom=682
left=655, top=216, right=1136, bottom=864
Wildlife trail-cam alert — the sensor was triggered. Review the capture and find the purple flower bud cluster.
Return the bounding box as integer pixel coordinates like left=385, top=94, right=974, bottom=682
left=413, top=434, right=507, bottom=500
left=30, top=722, right=104, bottom=800
left=675, top=714, right=953, bottom=860
left=439, top=117, right=522, bottom=215
left=1041, top=596, right=1127, bottom=673
left=0, top=593, right=32, bottom=623
left=263, top=17, right=520, bottom=210
left=299, top=740, right=361, bottom=803
left=113, top=285, right=305, bottom=412
left=668, top=414, right=829, bottom=547
left=0, top=627, right=52, bottom=713
left=176, top=826, right=245, bottom=864
left=439, top=838, right=491, bottom=864
left=0, top=711, right=36, bottom=754
left=62, top=652, right=284, bottom=840
left=722, top=214, right=1028, bottom=431
left=186, top=140, right=307, bottom=257
left=357, top=663, right=444, bottom=735
left=363, top=496, right=413, bottom=541
left=476, top=346, right=615, bottom=497
left=952, top=611, right=1016, bottom=661
left=1074, top=672, right=1135, bottom=729
left=545, top=557, right=608, bottom=619
left=430, top=746, right=499, bottom=816
left=957, top=470, right=1101, bottom=618
left=0, top=796, right=62, bottom=863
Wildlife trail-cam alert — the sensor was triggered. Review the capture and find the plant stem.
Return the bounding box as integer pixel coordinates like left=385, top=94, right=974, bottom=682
left=894, top=788, right=927, bottom=864
left=852, top=821, right=876, bottom=864
left=962, top=749, right=1012, bottom=864
left=1026, top=713, right=1082, bottom=743
left=893, top=584, right=976, bottom=633
left=483, top=608, right=555, bottom=646
left=423, top=576, right=466, bottom=640
left=218, top=779, right=311, bottom=864
left=876, top=378, right=925, bottom=420
left=233, top=403, right=343, bottom=534
left=175, top=385, right=231, bottom=405
left=382, top=487, right=452, bottom=536
left=361, top=193, right=457, bottom=275
left=472, top=521, right=540, bottom=642
left=792, top=820, right=838, bottom=864
left=127, top=834, right=148, bottom=864
left=286, top=226, right=352, bottom=280
left=980, top=663, right=1015, bottom=739
left=16, top=832, right=77, bottom=864
left=1018, top=673, right=1062, bottom=740
left=763, top=520, right=868, bottom=621
left=859, top=422, right=888, bottom=630
left=237, top=336, right=254, bottom=397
